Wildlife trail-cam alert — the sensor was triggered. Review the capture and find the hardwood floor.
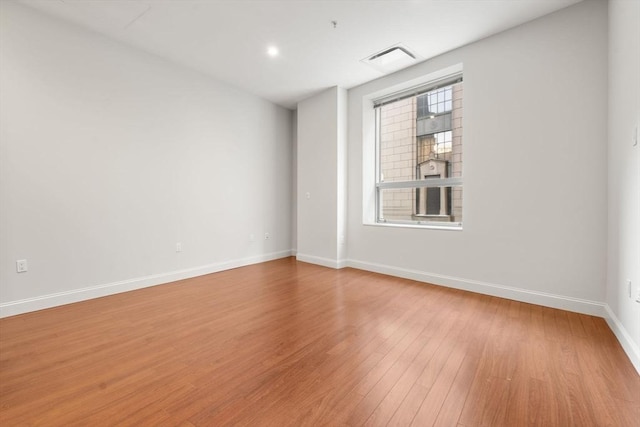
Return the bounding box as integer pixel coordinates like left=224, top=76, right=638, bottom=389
left=1, top=257, right=638, bottom=426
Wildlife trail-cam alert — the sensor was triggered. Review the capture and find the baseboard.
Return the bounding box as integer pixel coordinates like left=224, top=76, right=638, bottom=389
left=298, top=255, right=639, bottom=374
left=3, top=253, right=637, bottom=374
left=346, top=259, right=606, bottom=317
left=0, top=250, right=294, bottom=318
left=296, top=253, right=348, bottom=269
left=604, top=304, right=640, bottom=374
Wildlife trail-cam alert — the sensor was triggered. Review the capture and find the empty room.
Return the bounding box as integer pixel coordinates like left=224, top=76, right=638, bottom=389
left=1, top=0, right=638, bottom=425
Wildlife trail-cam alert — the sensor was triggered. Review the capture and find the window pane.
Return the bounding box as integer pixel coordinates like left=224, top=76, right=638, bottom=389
left=378, top=97, right=415, bottom=182
left=378, top=187, right=415, bottom=221
left=378, top=187, right=463, bottom=224
left=376, top=80, right=463, bottom=226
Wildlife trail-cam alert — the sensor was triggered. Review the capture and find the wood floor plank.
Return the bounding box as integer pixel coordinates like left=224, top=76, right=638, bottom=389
left=431, top=354, right=480, bottom=427
left=1, top=257, right=638, bottom=426
left=384, top=312, right=465, bottom=426
left=362, top=317, right=451, bottom=426
left=409, top=345, right=467, bottom=426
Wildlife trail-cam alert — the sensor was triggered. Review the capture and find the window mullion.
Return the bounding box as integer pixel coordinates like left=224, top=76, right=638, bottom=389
left=377, top=177, right=463, bottom=190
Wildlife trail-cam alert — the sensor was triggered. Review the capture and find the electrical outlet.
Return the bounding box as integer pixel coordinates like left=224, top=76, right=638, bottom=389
left=176, top=242, right=182, bottom=252
left=264, top=232, right=270, bottom=240
left=16, top=259, right=28, bottom=273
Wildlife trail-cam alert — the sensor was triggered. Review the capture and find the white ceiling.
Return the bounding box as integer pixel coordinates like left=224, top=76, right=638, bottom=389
left=18, top=0, right=582, bottom=109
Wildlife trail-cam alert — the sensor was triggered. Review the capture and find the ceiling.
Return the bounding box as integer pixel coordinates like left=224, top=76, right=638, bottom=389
left=18, top=0, right=582, bottom=110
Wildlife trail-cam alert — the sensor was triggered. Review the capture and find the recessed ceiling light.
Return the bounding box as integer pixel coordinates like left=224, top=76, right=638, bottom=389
left=267, top=46, right=279, bottom=57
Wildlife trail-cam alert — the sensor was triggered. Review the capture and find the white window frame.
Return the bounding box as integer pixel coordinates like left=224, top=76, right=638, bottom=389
left=362, top=63, right=464, bottom=230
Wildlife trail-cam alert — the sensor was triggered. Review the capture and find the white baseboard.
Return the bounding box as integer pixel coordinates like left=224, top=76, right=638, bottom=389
left=296, top=253, right=348, bottom=269
left=3, top=251, right=637, bottom=375
left=348, top=259, right=639, bottom=375
left=604, top=304, right=640, bottom=374
left=0, top=250, right=293, bottom=318
left=346, top=259, right=607, bottom=317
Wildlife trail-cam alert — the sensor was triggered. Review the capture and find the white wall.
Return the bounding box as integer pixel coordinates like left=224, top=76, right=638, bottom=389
left=606, top=0, right=640, bottom=371
left=296, top=86, right=347, bottom=267
left=0, top=1, right=293, bottom=316
left=347, top=0, right=608, bottom=314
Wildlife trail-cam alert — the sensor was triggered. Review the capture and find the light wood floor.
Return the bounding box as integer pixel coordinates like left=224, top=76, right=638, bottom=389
left=1, top=257, right=638, bottom=426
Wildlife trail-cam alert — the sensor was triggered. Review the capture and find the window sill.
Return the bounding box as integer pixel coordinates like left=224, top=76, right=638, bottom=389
left=365, top=221, right=463, bottom=231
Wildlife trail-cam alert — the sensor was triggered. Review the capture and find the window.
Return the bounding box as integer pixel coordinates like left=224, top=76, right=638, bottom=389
left=374, top=74, right=463, bottom=228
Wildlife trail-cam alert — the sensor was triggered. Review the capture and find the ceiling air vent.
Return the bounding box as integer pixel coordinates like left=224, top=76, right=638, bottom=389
left=362, top=44, right=420, bottom=74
